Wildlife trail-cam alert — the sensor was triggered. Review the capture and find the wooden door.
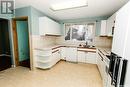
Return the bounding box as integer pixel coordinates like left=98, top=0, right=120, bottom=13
left=12, top=20, right=19, bottom=66
left=12, top=17, right=29, bottom=67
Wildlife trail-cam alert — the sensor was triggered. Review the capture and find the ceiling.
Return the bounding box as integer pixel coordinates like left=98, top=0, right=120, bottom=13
left=15, top=0, right=129, bottom=21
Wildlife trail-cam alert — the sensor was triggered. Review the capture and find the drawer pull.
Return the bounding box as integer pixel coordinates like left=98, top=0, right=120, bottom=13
left=98, top=53, right=103, bottom=61
left=52, top=50, right=59, bottom=53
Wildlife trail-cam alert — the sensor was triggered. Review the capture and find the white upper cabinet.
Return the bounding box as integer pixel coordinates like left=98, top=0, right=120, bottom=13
left=100, top=20, right=107, bottom=36
left=106, top=13, right=116, bottom=36
left=39, top=17, right=61, bottom=36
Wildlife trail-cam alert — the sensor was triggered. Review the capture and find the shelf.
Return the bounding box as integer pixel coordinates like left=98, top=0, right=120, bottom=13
left=36, top=60, right=51, bottom=63
left=35, top=54, right=51, bottom=57
left=36, top=63, right=51, bottom=69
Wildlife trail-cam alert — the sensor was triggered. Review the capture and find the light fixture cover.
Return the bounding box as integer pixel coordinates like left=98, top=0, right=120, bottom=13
left=51, top=0, right=87, bottom=11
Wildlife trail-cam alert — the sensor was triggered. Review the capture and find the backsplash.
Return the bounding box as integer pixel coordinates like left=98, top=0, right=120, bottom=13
left=32, top=35, right=56, bottom=49
left=31, top=35, right=112, bottom=48
left=55, top=36, right=112, bottom=48
left=93, top=37, right=112, bottom=48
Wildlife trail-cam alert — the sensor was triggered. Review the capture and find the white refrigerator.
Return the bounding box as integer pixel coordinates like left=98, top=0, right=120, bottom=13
left=112, top=1, right=130, bottom=87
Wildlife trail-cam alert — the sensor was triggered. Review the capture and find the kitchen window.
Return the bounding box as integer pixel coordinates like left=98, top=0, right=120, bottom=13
left=65, top=23, right=95, bottom=41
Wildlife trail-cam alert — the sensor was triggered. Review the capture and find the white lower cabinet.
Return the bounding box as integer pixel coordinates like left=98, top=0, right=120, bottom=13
left=77, top=51, right=86, bottom=63
left=97, top=54, right=103, bottom=78
left=51, top=50, right=60, bottom=65
left=34, top=47, right=97, bottom=69
left=108, top=74, right=115, bottom=87
left=78, top=51, right=96, bottom=64
left=34, top=47, right=97, bottom=68
left=97, top=50, right=105, bottom=79
left=86, top=52, right=96, bottom=64
left=66, top=47, right=77, bottom=62
left=97, top=53, right=101, bottom=70
left=34, top=48, right=60, bottom=69
left=60, top=47, right=66, bottom=60
left=102, top=61, right=108, bottom=87
left=97, top=49, right=111, bottom=87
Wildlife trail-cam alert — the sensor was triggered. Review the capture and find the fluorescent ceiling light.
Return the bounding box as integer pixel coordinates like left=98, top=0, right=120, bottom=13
left=51, top=0, right=88, bottom=11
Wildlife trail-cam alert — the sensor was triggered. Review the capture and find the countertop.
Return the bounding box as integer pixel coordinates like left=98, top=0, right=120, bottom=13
left=97, top=47, right=111, bottom=56
left=34, top=45, right=111, bottom=54
left=35, top=45, right=96, bottom=50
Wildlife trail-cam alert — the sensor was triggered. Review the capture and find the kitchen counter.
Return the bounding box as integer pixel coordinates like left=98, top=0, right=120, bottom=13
left=34, top=45, right=111, bottom=55
left=77, top=47, right=96, bottom=53
left=97, top=47, right=111, bottom=56
left=34, top=45, right=62, bottom=50
left=35, top=45, right=97, bottom=51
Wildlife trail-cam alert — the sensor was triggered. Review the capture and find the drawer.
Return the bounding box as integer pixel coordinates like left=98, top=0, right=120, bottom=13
left=77, top=48, right=96, bottom=53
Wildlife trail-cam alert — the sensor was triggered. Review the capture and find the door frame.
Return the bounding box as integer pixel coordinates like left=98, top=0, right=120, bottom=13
left=12, top=16, right=31, bottom=68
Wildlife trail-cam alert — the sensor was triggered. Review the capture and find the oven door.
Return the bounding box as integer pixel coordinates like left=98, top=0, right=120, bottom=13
left=112, top=58, right=121, bottom=86
left=108, top=52, right=117, bottom=78
left=108, top=52, right=121, bottom=86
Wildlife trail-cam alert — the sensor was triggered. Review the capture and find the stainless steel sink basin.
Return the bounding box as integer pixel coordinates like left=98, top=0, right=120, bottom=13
left=83, top=45, right=95, bottom=48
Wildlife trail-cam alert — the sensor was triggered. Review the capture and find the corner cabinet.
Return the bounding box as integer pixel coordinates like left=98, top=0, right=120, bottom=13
left=39, top=17, right=61, bottom=36
left=34, top=48, right=61, bottom=69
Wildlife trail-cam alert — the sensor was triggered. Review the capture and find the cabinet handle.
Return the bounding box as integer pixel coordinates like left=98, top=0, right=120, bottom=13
left=98, top=49, right=105, bottom=56
left=98, top=53, right=103, bottom=61
left=52, top=50, right=59, bottom=53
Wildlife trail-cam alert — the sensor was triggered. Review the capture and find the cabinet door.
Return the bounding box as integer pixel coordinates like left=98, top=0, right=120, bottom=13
left=102, top=61, right=108, bottom=87
left=66, top=47, right=77, bottom=62
left=52, top=50, right=60, bottom=62
left=97, top=53, right=100, bottom=68
left=56, top=51, right=60, bottom=60
left=97, top=53, right=104, bottom=78
left=86, top=52, right=96, bottom=64
left=100, top=20, right=107, bottom=36
left=60, top=47, right=66, bottom=60
left=54, top=22, right=61, bottom=35
left=106, top=13, right=116, bottom=36
left=39, top=17, right=48, bottom=35
left=77, top=51, right=86, bottom=63
left=107, top=75, right=113, bottom=87
left=39, top=17, right=61, bottom=35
